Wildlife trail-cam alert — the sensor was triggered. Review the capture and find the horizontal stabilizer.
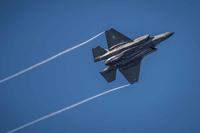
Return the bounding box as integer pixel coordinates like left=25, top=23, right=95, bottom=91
left=92, top=46, right=107, bottom=62
left=100, top=67, right=116, bottom=82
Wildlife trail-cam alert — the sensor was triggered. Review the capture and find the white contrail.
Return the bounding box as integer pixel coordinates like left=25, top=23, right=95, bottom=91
left=7, top=84, right=130, bottom=133
left=0, top=31, right=104, bottom=84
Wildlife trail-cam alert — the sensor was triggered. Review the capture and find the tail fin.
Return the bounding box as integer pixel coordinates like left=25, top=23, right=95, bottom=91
left=100, top=67, right=116, bottom=83
left=92, top=46, right=107, bottom=62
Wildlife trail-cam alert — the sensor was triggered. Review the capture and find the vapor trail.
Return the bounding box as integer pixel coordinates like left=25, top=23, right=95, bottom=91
left=7, top=84, right=130, bottom=133
left=0, top=32, right=104, bottom=84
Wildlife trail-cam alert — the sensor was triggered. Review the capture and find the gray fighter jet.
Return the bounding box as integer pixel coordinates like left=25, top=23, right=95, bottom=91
left=92, top=28, right=174, bottom=84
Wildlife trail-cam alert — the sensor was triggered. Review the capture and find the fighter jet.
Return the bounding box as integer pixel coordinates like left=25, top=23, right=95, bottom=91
left=92, top=28, right=174, bottom=84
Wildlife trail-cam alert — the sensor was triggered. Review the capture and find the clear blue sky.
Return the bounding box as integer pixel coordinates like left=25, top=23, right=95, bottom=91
left=0, top=0, right=200, bottom=133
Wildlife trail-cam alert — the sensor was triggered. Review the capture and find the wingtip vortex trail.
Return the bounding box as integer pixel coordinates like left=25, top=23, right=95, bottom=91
left=6, top=84, right=130, bottom=133
left=0, top=31, right=104, bottom=84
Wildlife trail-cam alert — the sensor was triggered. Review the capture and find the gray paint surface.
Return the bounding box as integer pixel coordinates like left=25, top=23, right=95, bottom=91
left=92, top=28, right=174, bottom=84
left=0, top=0, right=200, bottom=133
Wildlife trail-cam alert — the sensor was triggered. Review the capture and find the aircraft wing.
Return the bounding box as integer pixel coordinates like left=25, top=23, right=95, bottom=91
left=105, top=28, right=132, bottom=49
left=119, top=58, right=142, bottom=84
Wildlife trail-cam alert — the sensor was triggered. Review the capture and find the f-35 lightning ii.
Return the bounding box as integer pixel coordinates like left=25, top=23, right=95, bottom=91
left=92, top=28, right=174, bottom=84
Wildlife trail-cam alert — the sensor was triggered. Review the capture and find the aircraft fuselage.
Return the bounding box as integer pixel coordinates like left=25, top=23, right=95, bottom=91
left=97, top=32, right=174, bottom=67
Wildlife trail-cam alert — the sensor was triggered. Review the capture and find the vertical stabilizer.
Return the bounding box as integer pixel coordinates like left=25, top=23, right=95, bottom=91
left=92, top=46, right=107, bottom=62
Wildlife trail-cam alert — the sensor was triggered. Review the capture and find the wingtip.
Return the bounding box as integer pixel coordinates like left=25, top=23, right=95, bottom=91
left=106, top=27, right=115, bottom=32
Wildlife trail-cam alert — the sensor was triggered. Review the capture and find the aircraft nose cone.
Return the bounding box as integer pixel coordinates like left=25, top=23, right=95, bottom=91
left=165, top=32, right=174, bottom=38
left=153, top=32, right=174, bottom=44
